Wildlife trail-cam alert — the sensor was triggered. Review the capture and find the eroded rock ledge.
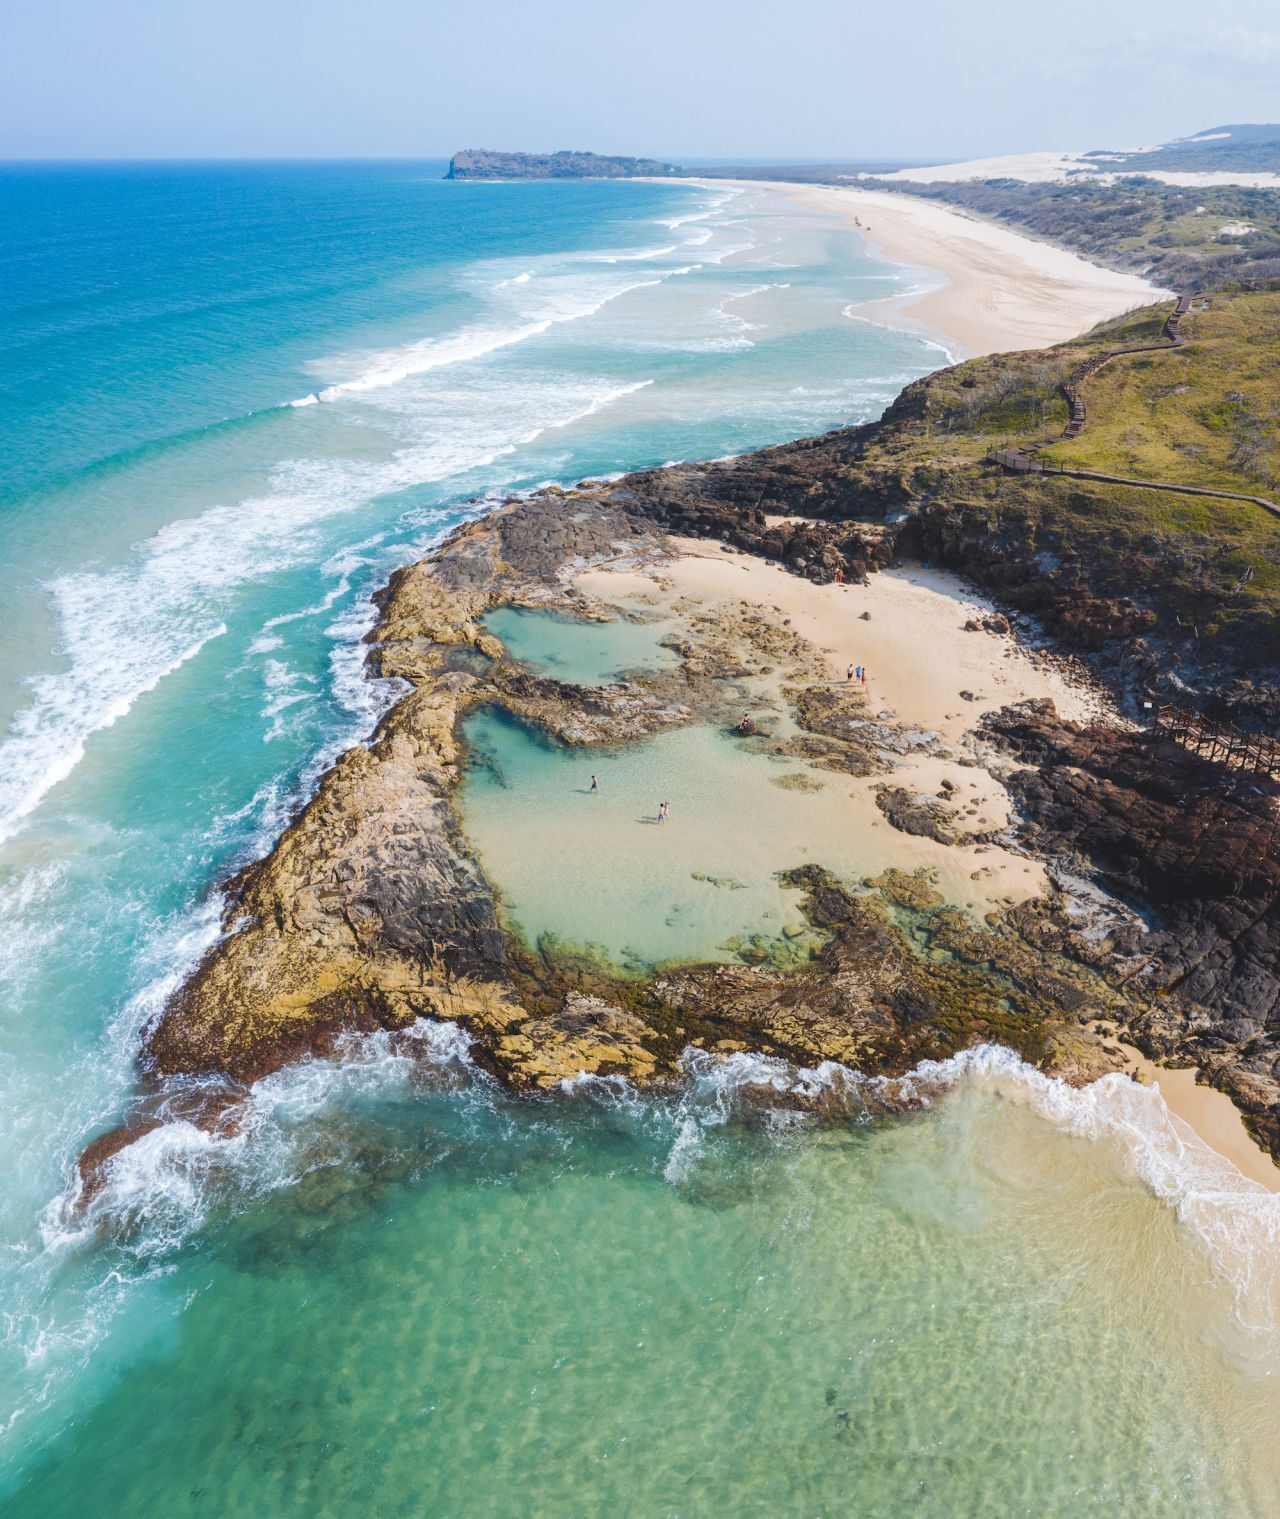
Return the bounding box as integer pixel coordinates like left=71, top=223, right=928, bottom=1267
left=81, top=466, right=1280, bottom=1179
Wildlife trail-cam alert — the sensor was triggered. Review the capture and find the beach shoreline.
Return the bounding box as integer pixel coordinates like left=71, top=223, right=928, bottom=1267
left=578, top=541, right=1280, bottom=1193
left=693, top=178, right=1168, bottom=359
left=92, top=182, right=1278, bottom=1199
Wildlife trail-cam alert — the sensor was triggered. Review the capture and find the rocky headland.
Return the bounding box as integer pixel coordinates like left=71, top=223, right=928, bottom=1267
left=82, top=292, right=1280, bottom=1181
left=446, top=150, right=683, bottom=180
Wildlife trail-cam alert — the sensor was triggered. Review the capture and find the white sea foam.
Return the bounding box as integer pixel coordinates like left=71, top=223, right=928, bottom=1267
left=311, top=272, right=670, bottom=404
left=0, top=862, right=65, bottom=993
left=0, top=623, right=228, bottom=846
left=0, top=362, right=659, bottom=846
left=25, top=1019, right=1278, bottom=1463
left=259, top=659, right=319, bottom=744
left=2, top=171, right=1011, bottom=1463
left=592, top=244, right=679, bottom=263
left=881, top=1044, right=1280, bottom=1334
left=59, top=1019, right=480, bottom=1253
left=841, top=300, right=957, bottom=367
left=660, top=1041, right=1280, bottom=1339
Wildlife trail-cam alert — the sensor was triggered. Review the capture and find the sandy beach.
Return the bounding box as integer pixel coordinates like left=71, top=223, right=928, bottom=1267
left=733, top=180, right=1167, bottom=359
left=578, top=540, right=1109, bottom=912
left=579, top=539, right=1280, bottom=1192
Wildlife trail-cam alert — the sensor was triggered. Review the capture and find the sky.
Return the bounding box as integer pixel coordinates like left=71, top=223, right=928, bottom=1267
left=1, top=0, right=1278, bottom=161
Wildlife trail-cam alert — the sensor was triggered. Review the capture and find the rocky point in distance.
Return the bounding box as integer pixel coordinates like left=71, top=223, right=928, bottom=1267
left=445, top=149, right=684, bottom=180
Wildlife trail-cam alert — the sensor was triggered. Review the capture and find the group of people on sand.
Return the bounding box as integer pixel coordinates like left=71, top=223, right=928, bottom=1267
left=588, top=774, right=669, bottom=824
left=846, top=662, right=868, bottom=685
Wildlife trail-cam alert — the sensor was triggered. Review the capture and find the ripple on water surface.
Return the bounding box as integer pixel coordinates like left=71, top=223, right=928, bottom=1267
left=8, top=1055, right=1280, bottom=1518
left=481, top=604, right=679, bottom=688
left=459, top=704, right=870, bottom=968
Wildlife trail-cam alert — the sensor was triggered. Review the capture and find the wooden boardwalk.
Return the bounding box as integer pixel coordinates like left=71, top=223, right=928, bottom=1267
left=989, top=295, right=1280, bottom=519
left=986, top=451, right=1280, bottom=516
left=1153, top=703, right=1280, bottom=779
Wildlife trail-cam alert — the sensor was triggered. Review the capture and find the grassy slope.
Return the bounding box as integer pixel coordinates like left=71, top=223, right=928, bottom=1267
left=846, top=289, right=1280, bottom=673
left=1037, top=290, right=1280, bottom=491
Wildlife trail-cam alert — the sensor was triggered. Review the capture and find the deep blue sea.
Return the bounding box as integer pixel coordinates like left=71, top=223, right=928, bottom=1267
left=2, top=162, right=1276, bottom=1516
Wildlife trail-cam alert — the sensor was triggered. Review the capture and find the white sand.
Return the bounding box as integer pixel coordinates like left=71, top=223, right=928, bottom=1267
left=577, top=543, right=1280, bottom=1189
left=771, top=183, right=1167, bottom=358
left=1096, top=1029, right=1280, bottom=1193
left=868, top=148, right=1280, bottom=190
left=577, top=544, right=1112, bottom=916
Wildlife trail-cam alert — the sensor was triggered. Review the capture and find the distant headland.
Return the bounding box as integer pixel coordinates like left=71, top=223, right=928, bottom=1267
left=446, top=148, right=684, bottom=180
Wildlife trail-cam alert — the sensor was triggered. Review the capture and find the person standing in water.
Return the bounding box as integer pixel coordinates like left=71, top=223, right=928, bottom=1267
left=590, top=774, right=598, bottom=793
left=657, top=801, right=669, bottom=824
left=846, top=663, right=854, bottom=683
left=860, top=667, right=868, bottom=687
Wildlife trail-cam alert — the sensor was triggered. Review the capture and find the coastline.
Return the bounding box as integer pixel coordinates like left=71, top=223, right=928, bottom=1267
left=1108, top=1037, right=1280, bottom=1194
left=705, top=179, right=1167, bottom=359
left=112, top=479, right=1280, bottom=1198
left=582, top=543, right=1280, bottom=1194
left=82, top=186, right=1278, bottom=1201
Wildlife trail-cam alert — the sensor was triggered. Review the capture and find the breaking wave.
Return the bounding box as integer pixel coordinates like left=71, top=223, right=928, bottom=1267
left=59, top=1034, right=1280, bottom=1346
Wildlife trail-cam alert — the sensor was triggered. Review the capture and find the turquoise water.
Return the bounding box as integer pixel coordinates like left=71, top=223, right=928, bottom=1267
left=8, top=1046, right=1280, bottom=1517
left=483, top=605, right=677, bottom=686
left=2, top=163, right=1279, bottom=1510
left=461, top=706, right=852, bottom=965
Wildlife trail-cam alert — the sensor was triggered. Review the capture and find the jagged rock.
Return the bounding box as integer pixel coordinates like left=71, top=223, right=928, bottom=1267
left=75, top=369, right=1280, bottom=1180
left=873, top=785, right=962, bottom=843
left=983, top=699, right=1280, bottom=1150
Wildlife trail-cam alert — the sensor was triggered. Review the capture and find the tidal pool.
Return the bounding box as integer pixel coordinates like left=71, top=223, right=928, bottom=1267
left=460, top=703, right=887, bottom=968
left=483, top=605, right=678, bottom=687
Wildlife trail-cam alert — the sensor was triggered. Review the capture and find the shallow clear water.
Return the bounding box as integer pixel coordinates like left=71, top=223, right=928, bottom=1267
left=483, top=604, right=678, bottom=686
left=460, top=706, right=858, bottom=966
left=9, top=1040, right=1280, bottom=1518
left=2, top=163, right=1278, bottom=1509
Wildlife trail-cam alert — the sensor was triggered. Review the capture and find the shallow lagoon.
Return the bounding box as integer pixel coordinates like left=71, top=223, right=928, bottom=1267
left=460, top=707, right=840, bottom=966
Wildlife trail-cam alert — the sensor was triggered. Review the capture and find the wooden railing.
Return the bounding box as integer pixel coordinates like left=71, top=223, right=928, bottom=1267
left=1153, top=703, right=1280, bottom=778
left=985, top=295, right=1280, bottom=517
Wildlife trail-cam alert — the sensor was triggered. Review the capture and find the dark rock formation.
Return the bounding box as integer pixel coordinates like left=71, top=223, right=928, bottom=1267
left=983, top=699, right=1280, bottom=1151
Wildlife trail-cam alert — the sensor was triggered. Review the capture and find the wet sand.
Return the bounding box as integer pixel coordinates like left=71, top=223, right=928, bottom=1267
left=578, top=541, right=1111, bottom=913
left=1107, top=1037, right=1280, bottom=1194
left=734, top=181, right=1167, bottom=359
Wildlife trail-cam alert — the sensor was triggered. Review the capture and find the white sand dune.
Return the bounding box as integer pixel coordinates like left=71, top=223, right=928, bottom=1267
left=863, top=148, right=1280, bottom=190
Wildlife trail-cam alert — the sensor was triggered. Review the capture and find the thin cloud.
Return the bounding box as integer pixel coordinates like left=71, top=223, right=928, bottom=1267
left=1211, top=26, right=1280, bottom=64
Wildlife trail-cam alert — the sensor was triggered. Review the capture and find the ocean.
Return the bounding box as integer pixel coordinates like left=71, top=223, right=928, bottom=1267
left=1, top=160, right=1277, bottom=1515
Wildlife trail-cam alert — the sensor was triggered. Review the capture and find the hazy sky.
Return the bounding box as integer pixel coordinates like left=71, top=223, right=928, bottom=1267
left=2, top=0, right=1278, bottom=161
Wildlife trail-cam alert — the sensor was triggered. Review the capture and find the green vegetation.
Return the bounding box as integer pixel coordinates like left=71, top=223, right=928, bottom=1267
left=840, top=288, right=1280, bottom=679
left=1037, top=290, right=1280, bottom=491
left=864, top=178, right=1280, bottom=290
left=1081, top=124, right=1280, bottom=174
